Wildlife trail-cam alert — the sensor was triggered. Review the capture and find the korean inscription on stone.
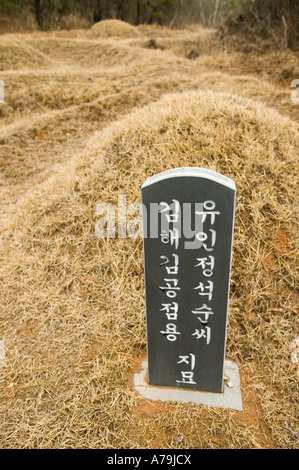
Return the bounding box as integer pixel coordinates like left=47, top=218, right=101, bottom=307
left=141, top=168, right=236, bottom=393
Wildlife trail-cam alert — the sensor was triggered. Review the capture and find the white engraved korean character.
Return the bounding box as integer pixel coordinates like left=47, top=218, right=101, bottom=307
left=159, top=254, right=179, bottom=275
left=192, top=304, right=214, bottom=324
left=177, top=353, right=195, bottom=370
left=176, top=371, right=196, bottom=385
left=159, top=278, right=181, bottom=298
left=195, top=229, right=216, bottom=252
left=159, top=199, right=180, bottom=223
left=194, top=281, right=214, bottom=301
left=192, top=326, right=211, bottom=345
left=160, top=228, right=180, bottom=250
left=195, top=200, right=220, bottom=225
left=194, top=255, right=215, bottom=277
left=160, top=302, right=178, bottom=320
left=160, top=323, right=181, bottom=342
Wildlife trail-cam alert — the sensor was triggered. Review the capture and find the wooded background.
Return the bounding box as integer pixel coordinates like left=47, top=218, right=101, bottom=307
left=0, top=1, right=297, bottom=29
left=0, top=1, right=298, bottom=47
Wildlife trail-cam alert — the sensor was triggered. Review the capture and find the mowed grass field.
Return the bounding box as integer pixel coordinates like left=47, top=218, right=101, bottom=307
left=0, top=19, right=298, bottom=449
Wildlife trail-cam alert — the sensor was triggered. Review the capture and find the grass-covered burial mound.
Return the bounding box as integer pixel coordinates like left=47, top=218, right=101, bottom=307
left=0, top=90, right=298, bottom=448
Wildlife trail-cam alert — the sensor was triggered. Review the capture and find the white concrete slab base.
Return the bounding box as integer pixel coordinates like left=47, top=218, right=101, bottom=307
left=133, top=358, right=243, bottom=411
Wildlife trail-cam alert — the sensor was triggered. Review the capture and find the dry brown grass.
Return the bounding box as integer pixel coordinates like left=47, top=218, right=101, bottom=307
left=86, top=19, right=143, bottom=39
left=0, top=20, right=298, bottom=449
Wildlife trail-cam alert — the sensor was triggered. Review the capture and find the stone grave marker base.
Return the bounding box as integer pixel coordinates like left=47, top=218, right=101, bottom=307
left=133, top=358, right=242, bottom=411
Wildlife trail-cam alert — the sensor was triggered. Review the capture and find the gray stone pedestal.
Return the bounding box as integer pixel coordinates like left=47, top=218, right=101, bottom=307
left=133, top=358, right=242, bottom=411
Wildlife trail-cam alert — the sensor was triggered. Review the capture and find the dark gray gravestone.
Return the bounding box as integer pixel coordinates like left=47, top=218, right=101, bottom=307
left=141, top=168, right=236, bottom=393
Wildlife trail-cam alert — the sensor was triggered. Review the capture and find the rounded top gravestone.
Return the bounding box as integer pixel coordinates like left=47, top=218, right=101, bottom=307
left=141, top=168, right=236, bottom=393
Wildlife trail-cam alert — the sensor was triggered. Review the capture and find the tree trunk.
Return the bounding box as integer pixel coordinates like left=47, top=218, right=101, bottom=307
left=135, top=0, right=141, bottom=25
left=116, top=0, right=126, bottom=21
left=93, top=0, right=102, bottom=23
left=35, top=0, right=45, bottom=30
